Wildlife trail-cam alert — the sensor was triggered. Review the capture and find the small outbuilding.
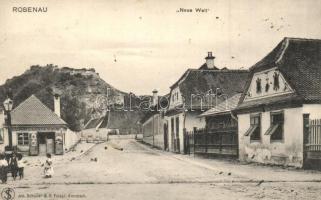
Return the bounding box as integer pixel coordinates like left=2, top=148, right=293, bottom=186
left=7, top=94, right=68, bottom=155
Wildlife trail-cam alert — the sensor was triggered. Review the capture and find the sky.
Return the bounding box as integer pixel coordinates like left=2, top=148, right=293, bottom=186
left=0, top=0, right=320, bottom=95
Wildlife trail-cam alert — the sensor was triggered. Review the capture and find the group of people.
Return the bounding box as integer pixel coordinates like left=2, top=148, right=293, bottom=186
left=0, top=152, right=54, bottom=183
left=0, top=152, right=25, bottom=183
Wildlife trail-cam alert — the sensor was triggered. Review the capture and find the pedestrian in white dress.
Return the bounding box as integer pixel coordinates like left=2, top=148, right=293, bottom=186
left=44, top=153, right=54, bottom=178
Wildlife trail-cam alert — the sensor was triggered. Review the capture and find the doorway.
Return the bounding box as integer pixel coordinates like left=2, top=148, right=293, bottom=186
left=163, top=123, right=168, bottom=151
left=38, top=132, right=55, bottom=156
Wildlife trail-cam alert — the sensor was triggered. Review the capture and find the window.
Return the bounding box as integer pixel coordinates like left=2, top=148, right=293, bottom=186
left=256, top=78, right=262, bottom=94
left=273, top=72, right=280, bottom=91
left=18, top=133, right=29, bottom=145
left=0, top=128, right=4, bottom=144
left=265, top=78, right=270, bottom=92
left=244, top=114, right=261, bottom=141
left=265, top=112, right=284, bottom=141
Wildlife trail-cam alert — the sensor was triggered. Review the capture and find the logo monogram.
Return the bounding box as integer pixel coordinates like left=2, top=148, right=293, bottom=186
left=1, top=188, right=15, bottom=200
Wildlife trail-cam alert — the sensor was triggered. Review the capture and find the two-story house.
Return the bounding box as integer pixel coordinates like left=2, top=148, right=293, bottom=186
left=166, top=52, right=249, bottom=153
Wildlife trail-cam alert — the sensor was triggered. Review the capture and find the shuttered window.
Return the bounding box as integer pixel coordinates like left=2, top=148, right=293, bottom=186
left=265, top=112, right=284, bottom=141
left=244, top=114, right=261, bottom=142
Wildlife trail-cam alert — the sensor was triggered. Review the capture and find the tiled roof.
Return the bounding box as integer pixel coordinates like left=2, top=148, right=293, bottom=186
left=199, top=93, right=242, bottom=117
left=176, top=69, right=249, bottom=110
left=84, top=117, right=104, bottom=129
left=199, top=63, right=219, bottom=70
left=238, top=37, right=321, bottom=110
left=84, top=110, right=144, bottom=132
left=11, top=95, right=67, bottom=126
left=107, top=110, right=143, bottom=131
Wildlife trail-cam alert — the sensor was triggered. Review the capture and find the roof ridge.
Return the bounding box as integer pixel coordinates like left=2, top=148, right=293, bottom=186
left=249, top=38, right=286, bottom=71
left=285, top=37, right=321, bottom=42
left=11, top=94, right=67, bottom=125
left=189, top=69, right=249, bottom=72
left=275, top=37, right=290, bottom=64
left=32, top=95, right=66, bottom=123
left=11, top=94, right=36, bottom=114
left=84, top=118, right=94, bottom=128
left=97, top=117, right=105, bottom=128
left=170, top=69, right=191, bottom=89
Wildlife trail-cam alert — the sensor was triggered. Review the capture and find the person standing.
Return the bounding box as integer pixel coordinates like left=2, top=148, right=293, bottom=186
left=8, top=153, right=18, bottom=180
left=17, top=153, right=25, bottom=179
left=0, top=154, right=8, bottom=183
left=44, top=153, right=54, bottom=178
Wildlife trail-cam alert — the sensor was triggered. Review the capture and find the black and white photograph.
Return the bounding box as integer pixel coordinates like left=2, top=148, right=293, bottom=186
left=0, top=0, right=321, bottom=199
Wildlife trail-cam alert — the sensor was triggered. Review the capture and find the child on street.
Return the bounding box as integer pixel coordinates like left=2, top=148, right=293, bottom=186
left=44, top=153, right=54, bottom=178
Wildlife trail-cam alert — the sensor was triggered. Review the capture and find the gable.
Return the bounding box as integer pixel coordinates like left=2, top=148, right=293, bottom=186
left=244, top=67, right=294, bottom=101
left=169, top=86, right=184, bottom=110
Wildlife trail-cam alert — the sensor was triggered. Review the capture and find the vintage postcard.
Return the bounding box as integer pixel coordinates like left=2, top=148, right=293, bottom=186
left=0, top=0, right=321, bottom=199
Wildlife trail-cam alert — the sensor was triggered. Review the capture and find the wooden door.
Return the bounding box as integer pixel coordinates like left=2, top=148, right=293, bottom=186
left=46, top=138, right=54, bottom=154
left=39, top=144, right=46, bottom=156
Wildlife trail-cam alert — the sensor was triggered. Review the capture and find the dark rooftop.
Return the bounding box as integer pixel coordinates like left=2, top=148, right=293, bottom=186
left=237, top=37, right=321, bottom=110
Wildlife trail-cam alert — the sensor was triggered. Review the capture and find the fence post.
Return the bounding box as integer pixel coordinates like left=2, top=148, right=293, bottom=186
left=219, top=132, right=223, bottom=153
left=192, top=127, right=196, bottom=155
left=303, top=114, right=310, bottom=168
left=183, top=128, right=187, bottom=154
left=204, top=128, right=208, bottom=155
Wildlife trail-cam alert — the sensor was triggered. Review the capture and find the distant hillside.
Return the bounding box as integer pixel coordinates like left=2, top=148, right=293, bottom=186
left=0, top=64, right=128, bottom=131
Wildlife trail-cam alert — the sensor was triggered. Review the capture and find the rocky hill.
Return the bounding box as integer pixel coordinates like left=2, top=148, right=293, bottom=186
left=0, top=64, right=129, bottom=131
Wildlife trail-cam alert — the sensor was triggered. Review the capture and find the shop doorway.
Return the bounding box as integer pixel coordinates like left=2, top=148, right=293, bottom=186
left=38, top=132, right=55, bottom=156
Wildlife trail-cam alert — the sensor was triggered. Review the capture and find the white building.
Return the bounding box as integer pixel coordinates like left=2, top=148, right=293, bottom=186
left=165, top=52, right=249, bottom=153
left=235, top=37, right=321, bottom=168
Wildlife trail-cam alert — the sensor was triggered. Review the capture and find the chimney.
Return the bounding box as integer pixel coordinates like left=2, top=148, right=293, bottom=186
left=54, top=94, right=61, bottom=117
left=152, top=89, right=158, bottom=106
left=205, top=52, right=215, bottom=69
left=52, top=88, right=62, bottom=117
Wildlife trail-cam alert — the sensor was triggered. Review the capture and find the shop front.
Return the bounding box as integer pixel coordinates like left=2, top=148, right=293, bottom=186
left=12, top=127, right=67, bottom=156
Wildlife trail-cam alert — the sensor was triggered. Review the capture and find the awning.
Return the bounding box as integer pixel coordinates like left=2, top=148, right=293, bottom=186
left=244, top=125, right=258, bottom=136
left=264, top=124, right=279, bottom=135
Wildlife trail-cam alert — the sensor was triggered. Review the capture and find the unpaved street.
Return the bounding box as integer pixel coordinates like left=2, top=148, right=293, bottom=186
left=3, top=139, right=321, bottom=200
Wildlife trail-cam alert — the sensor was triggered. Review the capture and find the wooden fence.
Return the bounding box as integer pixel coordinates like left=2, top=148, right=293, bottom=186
left=306, top=119, right=321, bottom=153
left=184, top=127, right=238, bottom=157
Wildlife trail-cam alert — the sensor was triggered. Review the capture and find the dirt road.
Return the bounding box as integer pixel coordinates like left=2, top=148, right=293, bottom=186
left=2, top=139, right=321, bottom=200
